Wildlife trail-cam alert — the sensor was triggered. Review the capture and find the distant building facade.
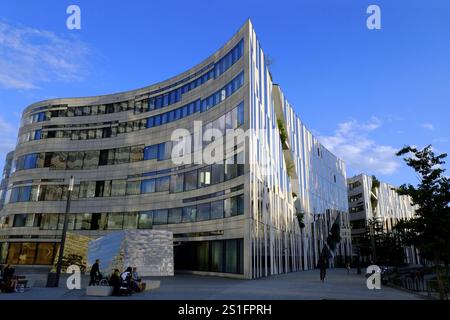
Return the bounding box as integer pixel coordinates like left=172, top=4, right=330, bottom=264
left=347, top=173, right=420, bottom=265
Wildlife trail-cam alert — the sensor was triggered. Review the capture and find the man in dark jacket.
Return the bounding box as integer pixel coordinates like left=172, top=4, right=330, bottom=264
left=109, top=269, right=121, bottom=296
left=89, top=259, right=100, bottom=286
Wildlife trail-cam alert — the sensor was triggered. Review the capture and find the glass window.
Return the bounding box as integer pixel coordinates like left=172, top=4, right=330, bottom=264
left=123, top=213, right=138, bottom=229
left=237, top=194, right=244, bottom=215
left=211, top=200, right=224, bottom=220
left=138, top=211, right=153, bottom=229
left=18, top=242, right=37, bottom=265
left=143, top=145, right=158, bottom=160
left=168, top=208, right=182, bottom=224
left=75, top=213, right=92, bottom=230
left=224, top=197, right=237, bottom=217
left=237, top=102, right=245, bottom=126
left=40, top=214, right=60, bottom=230
left=67, top=152, right=84, bottom=170
left=225, top=156, right=237, bottom=180
left=196, top=203, right=210, bottom=221
left=35, top=243, right=56, bottom=265
left=71, top=131, right=80, bottom=140
left=114, top=147, right=130, bottom=164
left=126, top=181, right=141, bottom=196
left=147, top=116, right=155, bottom=128
left=19, top=186, right=32, bottom=202
left=225, top=239, right=238, bottom=273
left=107, top=213, right=124, bottom=230
left=141, top=179, right=155, bottom=194
left=211, top=164, right=224, bottom=184
left=211, top=241, right=224, bottom=272
left=13, top=214, right=28, bottom=227
left=170, top=173, right=184, bottom=193
left=6, top=242, right=21, bottom=264
left=155, top=96, right=163, bottom=109
left=168, top=110, right=175, bottom=122
left=198, top=166, right=212, bottom=188
left=161, top=113, right=168, bottom=124
left=182, top=206, right=196, bottom=223
left=44, top=185, right=63, bottom=201
left=79, top=181, right=96, bottom=198
left=130, top=146, right=144, bottom=162
left=111, top=180, right=126, bottom=197
left=90, top=213, right=107, bottom=230
left=50, top=152, right=67, bottom=170
left=88, top=129, right=96, bottom=139
left=79, top=130, right=88, bottom=140
left=156, top=176, right=170, bottom=192
left=34, top=130, right=42, bottom=140
left=148, top=98, right=155, bottom=111
left=184, top=170, right=198, bottom=191
left=98, top=150, right=109, bottom=166
left=26, top=154, right=38, bottom=169
left=83, top=151, right=100, bottom=169
left=153, top=209, right=168, bottom=225
left=157, top=143, right=166, bottom=161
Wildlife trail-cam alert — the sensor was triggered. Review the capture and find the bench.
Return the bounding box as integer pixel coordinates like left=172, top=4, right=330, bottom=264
left=86, top=285, right=113, bottom=297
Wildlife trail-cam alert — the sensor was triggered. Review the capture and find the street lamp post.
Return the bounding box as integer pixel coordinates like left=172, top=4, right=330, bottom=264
left=54, top=175, right=74, bottom=287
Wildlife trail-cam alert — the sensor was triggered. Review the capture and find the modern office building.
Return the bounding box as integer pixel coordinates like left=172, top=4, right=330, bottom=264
left=0, top=20, right=350, bottom=279
left=347, top=174, right=419, bottom=264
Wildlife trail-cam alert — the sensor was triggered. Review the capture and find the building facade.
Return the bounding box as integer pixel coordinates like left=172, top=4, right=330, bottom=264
left=347, top=174, right=419, bottom=265
left=0, top=21, right=350, bottom=279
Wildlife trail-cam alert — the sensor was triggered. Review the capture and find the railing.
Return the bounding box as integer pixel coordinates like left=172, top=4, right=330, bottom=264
left=391, top=277, right=449, bottom=300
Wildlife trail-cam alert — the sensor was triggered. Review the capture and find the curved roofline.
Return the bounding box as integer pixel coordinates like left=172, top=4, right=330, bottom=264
left=23, top=19, right=251, bottom=115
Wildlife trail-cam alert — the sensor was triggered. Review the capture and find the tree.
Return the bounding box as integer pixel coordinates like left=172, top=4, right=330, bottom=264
left=395, top=145, right=450, bottom=300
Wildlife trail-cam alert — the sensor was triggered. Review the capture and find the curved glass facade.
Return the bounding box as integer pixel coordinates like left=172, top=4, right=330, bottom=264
left=0, top=21, right=350, bottom=279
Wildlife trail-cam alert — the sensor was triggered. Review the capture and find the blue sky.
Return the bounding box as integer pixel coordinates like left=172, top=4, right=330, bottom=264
left=0, top=0, right=449, bottom=186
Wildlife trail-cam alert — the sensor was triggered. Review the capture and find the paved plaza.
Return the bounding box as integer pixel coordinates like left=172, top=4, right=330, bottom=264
left=0, top=268, right=422, bottom=300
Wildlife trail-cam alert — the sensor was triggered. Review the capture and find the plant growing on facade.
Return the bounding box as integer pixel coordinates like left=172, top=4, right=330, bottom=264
left=296, top=212, right=305, bottom=229
left=327, top=222, right=341, bottom=251
left=394, top=145, right=450, bottom=300
left=370, top=175, right=380, bottom=217
left=60, top=254, right=86, bottom=273
left=277, top=118, right=289, bottom=150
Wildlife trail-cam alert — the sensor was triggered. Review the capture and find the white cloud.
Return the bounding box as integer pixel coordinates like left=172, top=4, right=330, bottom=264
left=319, top=117, right=401, bottom=175
left=0, top=21, right=90, bottom=90
left=421, top=123, right=435, bottom=131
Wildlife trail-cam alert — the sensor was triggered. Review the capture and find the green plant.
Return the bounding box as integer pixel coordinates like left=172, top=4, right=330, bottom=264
left=296, top=212, right=305, bottom=229
left=394, top=145, right=450, bottom=300
left=327, top=223, right=341, bottom=250
left=277, top=118, right=289, bottom=149
left=60, top=254, right=86, bottom=273
left=370, top=175, right=380, bottom=217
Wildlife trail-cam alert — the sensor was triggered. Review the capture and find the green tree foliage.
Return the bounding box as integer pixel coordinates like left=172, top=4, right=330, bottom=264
left=395, top=145, right=450, bottom=299
left=277, top=118, right=289, bottom=149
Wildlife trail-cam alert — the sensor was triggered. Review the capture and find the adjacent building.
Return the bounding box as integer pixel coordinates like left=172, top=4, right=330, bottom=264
left=0, top=20, right=350, bottom=279
left=347, top=174, right=419, bottom=265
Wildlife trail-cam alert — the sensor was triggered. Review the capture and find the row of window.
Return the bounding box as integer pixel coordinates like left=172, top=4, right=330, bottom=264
left=25, top=40, right=244, bottom=124
left=3, top=242, right=58, bottom=266
left=19, top=73, right=244, bottom=145
left=7, top=156, right=244, bottom=203
left=349, top=193, right=363, bottom=203
left=7, top=194, right=244, bottom=231
left=14, top=102, right=245, bottom=172
left=350, top=205, right=365, bottom=213
left=174, top=239, right=244, bottom=274
left=1, top=239, right=244, bottom=273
